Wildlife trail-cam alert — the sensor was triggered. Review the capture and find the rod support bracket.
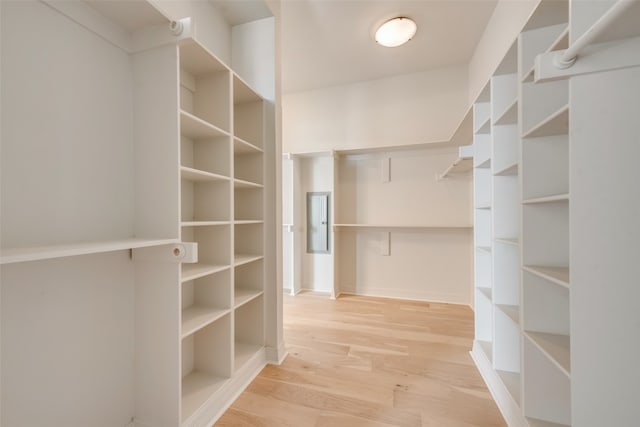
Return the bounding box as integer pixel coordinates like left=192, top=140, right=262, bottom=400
left=554, top=52, right=577, bottom=69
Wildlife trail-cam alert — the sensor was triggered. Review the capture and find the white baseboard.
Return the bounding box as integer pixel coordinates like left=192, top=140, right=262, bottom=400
left=337, top=287, right=469, bottom=306
left=265, top=341, right=288, bottom=365
left=470, top=341, right=529, bottom=427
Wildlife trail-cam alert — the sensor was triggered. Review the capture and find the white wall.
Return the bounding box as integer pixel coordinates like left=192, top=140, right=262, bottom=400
left=467, top=0, right=539, bottom=104
left=283, top=65, right=468, bottom=153
left=335, top=147, right=473, bottom=304
left=300, top=156, right=334, bottom=293
left=232, top=17, right=276, bottom=102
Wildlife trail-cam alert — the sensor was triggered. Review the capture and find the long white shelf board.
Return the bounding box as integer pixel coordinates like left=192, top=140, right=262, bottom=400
left=523, top=105, right=569, bottom=139
left=496, top=304, right=520, bottom=326
left=181, top=306, right=230, bottom=338
left=234, top=178, right=263, bottom=189
left=477, top=287, right=493, bottom=301
left=523, top=265, right=570, bottom=288
left=494, top=163, right=518, bottom=176
left=522, top=193, right=569, bottom=204
left=474, top=116, right=491, bottom=135
left=180, top=110, right=229, bottom=139
left=493, top=98, right=518, bottom=126
left=181, top=371, right=228, bottom=423
left=182, top=221, right=230, bottom=227
left=181, top=166, right=230, bottom=182
left=234, top=288, right=263, bottom=308
left=0, top=238, right=178, bottom=265
left=525, top=331, right=571, bottom=377
left=235, top=220, right=264, bottom=225
left=182, top=264, right=230, bottom=282
left=476, top=157, right=491, bottom=169
left=495, top=237, right=519, bottom=246
left=234, top=254, right=264, bottom=267
left=234, top=137, right=263, bottom=154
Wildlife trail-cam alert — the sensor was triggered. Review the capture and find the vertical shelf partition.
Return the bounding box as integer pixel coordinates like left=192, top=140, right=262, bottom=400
left=473, top=82, right=493, bottom=362
left=232, top=75, right=266, bottom=374
left=491, top=40, right=521, bottom=406
left=520, top=10, right=571, bottom=425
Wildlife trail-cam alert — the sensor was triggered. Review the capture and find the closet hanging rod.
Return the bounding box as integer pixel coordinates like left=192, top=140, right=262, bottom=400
left=554, top=0, right=637, bottom=69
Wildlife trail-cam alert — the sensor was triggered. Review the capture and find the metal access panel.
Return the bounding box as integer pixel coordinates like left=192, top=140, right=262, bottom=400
left=306, top=192, right=330, bottom=254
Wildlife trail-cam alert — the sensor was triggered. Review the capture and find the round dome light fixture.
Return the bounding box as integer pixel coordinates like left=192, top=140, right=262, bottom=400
left=375, top=17, right=417, bottom=47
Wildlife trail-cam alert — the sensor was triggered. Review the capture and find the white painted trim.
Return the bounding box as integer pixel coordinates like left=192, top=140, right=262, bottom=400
left=265, top=341, right=288, bottom=365
left=470, top=342, right=529, bottom=427
left=337, top=288, right=469, bottom=306
left=338, top=291, right=470, bottom=307
left=181, top=349, right=266, bottom=427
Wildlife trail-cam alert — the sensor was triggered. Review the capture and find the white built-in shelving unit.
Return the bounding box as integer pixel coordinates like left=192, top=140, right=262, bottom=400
left=472, top=0, right=640, bottom=426
left=1, top=1, right=276, bottom=426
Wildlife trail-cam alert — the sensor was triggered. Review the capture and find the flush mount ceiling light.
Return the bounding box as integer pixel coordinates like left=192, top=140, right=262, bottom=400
left=375, top=17, right=417, bottom=47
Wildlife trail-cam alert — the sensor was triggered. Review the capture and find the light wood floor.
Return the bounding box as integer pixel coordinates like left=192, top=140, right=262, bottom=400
left=215, top=292, right=506, bottom=427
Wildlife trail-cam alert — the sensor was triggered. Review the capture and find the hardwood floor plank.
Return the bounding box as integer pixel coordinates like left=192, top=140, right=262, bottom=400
left=214, top=293, right=506, bottom=427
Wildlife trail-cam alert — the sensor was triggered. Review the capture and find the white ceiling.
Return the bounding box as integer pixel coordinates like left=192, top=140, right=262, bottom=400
left=281, top=0, right=498, bottom=94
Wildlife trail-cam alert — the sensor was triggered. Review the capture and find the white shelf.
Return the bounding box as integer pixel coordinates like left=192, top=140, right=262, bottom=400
left=527, top=417, right=570, bottom=427
left=235, top=220, right=264, bottom=225
left=333, top=224, right=472, bottom=229
left=234, top=342, right=263, bottom=372
left=438, top=157, right=473, bottom=179
left=497, top=370, right=521, bottom=403
left=475, top=205, right=491, bottom=210
left=523, top=266, right=570, bottom=289
left=477, top=246, right=492, bottom=253
left=477, top=287, right=493, bottom=301
left=495, top=237, right=519, bottom=246
left=522, top=193, right=569, bottom=204
left=525, top=332, right=571, bottom=377
left=234, top=254, right=264, bottom=267
left=234, top=289, right=263, bottom=308
left=181, top=166, right=230, bottom=182
left=523, top=105, right=569, bottom=139
left=181, top=371, right=227, bottom=423
left=234, top=136, right=263, bottom=154
left=475, top=116, right=491, bottom=134
left=497, top=304, right=520, bottom=325
left=476, top=157, right=492, bottom=169
left=0, top=238, right=178, bottom=265
left=182, top=264, right=230, bottom=282
left=182, top=307, right=230, bottom=338
left=478, top=340, right=493, bottom=362
left=494, top=98, right=518, bottom=126
left=180, top=110, right=229, bottom=140
left=234, top=178, right=263, bottom=189
left=182, top=221, right=230, bottom=227
left=494, top=163, right=518, bottom=176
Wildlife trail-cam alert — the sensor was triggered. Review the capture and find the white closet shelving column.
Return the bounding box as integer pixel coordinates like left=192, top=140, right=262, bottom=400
left=473, top=82, right=493, bottom=361
left=177, top=38, right=234, bottom=425
left=232, top=75, right=266, bottom=373
left=519, top=6, right=571, bottom=426
left=490, top=40, right=521, bottom=405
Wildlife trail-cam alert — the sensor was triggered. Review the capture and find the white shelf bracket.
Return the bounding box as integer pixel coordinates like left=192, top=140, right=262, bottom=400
left=535, top=35, right=640, bottom=82
left=553, top=0, right=637, bottom=70
left=132, top=242, right=198, bottom=263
